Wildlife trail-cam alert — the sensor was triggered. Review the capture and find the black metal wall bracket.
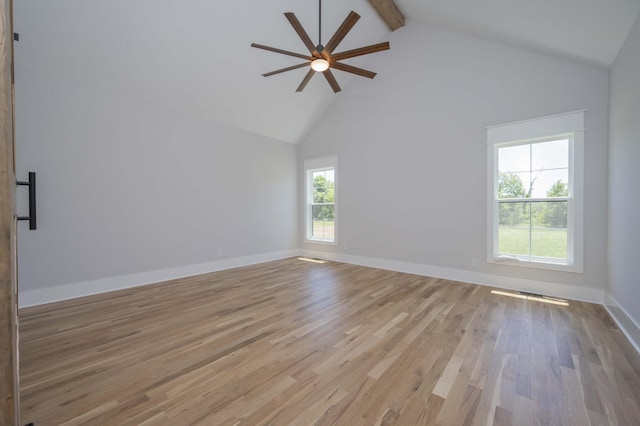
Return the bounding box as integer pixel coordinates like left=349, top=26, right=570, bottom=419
left=17, top=172, right=36, bottom=230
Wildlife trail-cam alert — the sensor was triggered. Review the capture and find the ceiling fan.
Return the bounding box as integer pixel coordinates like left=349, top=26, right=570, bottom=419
left=251, top=0, right=390, bottom=93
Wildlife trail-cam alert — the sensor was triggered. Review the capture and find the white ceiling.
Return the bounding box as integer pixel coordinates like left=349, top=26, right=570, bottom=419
left=13, top=1, right=640, bottom=144
left=397, top=0, right=640, bottom=69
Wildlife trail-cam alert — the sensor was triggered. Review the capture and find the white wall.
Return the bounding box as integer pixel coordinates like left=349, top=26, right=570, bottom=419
left=607, top=15, right=640, bottom=346
left=15, top=66, right=298, bottom=299
left=14, top=20, right=615, bottom=308
left=300, top=22, right=609, bottom=301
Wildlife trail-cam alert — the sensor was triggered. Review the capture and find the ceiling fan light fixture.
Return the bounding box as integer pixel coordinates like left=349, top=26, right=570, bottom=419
left=311, top=58, right=330, bottom=72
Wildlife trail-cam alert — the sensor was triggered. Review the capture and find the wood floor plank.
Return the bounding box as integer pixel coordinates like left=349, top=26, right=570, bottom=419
left=18, top=258, right=640, bottom=425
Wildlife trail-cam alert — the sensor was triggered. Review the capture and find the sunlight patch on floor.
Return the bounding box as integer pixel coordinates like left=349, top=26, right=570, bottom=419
left=297, top=257, right=328, bottom=264
left=491, top=290, right=569, bottom=306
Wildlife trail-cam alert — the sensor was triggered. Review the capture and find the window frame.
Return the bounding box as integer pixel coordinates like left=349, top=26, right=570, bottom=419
left=486, top=111, right=584, bottom=273
left=304, top=156, right=338, bottom=245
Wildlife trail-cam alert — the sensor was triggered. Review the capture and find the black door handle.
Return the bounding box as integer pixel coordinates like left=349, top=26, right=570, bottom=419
left=17, top=172, right=36, bottom=230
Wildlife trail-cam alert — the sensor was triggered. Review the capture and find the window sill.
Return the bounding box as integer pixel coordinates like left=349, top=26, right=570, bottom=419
left=304, top=238, right=338, bottom=246
left=488, top=256, right=583, bottom=273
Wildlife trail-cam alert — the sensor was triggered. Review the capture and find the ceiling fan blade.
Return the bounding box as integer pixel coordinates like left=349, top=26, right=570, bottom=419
left=263, top=63, right=311, bottom=77
left=330, top=62, right=377, bottom=79
left=330, top=42, right=390, bottom=61
left=324, top=11, right=360, bottom=54
left=251, top=43, right=313, bottom=61
left=296, top=69, right=316, bottom=92
left=284, top=13, right=320, bottom=57
left=323, top=69, right=342, bottom=93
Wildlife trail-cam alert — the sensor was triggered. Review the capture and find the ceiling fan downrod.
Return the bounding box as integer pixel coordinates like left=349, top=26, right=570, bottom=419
left=311, top=0, right=328, bottom=70
left=318, top=0, right=322, bottom=47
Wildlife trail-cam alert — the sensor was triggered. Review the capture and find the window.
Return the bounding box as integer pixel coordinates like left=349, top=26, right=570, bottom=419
left=487, top=111, right=584, bottom=272
left=305, top=156, right=337, bottom=244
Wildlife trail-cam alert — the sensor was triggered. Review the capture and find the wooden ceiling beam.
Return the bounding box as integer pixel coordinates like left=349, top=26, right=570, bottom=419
left=368, top=0, right=405, bottom=31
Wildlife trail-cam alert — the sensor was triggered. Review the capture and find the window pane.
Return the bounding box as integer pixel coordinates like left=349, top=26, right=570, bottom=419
left=324, top=170, right=334, bottom=184
left=531, top=201, right=567, bottom=259
left=312, top=170, right=335, bottom=204
left=498, top=202, right=530, bottom=256
left=498, top=201, right=568, bottom=259
left=306, top=160, right=337, bottom=244
left=531, top=199, right=567, bottom=229
left=530, top=170, right=568, bottom=198
left=498, top=172, right=531, bottom=199
left=498, top=201, right=529, bottom=227
left=311, top=205, right=335, bottom=241
left=531, top=139, right=568, bottom=171
left=313, top=188, right=327, bottom=203
left=312, top=204, right=335, bottom=221
left=499, top=144, right=530, bottom=174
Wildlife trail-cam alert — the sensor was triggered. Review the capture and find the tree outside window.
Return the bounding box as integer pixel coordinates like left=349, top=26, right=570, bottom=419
left=305, top=158, right=337, bottom=243
left=487, top=110, right=584, bottom=272
left=310, top=170, right=335, bottom=241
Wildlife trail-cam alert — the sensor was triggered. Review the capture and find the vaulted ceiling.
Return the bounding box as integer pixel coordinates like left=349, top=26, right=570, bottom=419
left=13, top=0, right=640, bottom=144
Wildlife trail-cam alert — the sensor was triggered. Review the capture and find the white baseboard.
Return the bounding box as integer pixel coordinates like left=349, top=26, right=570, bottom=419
left=604, top=293, right=640, bottom=355
left=301, top=250, right=604, bottom=304
left=20, top=248, right=605, bottom=310
left=22, top=249, right=637, bottom=355
left=19, top=249, right=299, bottom=308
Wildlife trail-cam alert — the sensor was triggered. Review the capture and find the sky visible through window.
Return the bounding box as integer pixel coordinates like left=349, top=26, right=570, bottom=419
left=498, top=139, right=568, bottom=198
left=314, top=170, right=334, bottom=184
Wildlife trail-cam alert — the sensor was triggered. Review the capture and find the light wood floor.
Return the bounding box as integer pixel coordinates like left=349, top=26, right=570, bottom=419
left=19, top=258, right=640, bottom=425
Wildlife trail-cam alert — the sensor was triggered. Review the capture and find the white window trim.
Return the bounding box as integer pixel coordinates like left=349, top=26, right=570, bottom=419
left=486, top=111, right=584, bottom=273
left=304, top=156, right=338, bottom=246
